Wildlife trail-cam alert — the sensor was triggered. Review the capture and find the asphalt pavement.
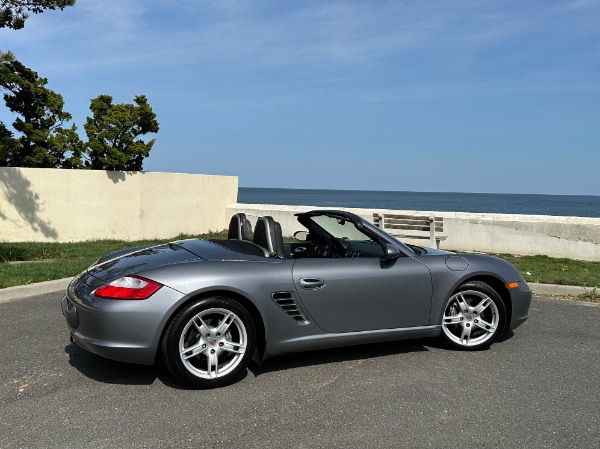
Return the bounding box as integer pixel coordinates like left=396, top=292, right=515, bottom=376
left=0, top=292, right=598, bottom=449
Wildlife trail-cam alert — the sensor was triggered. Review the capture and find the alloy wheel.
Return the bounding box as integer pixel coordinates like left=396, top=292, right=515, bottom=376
left=178, top=308, right=248, bottom=379
left=442, top=289, right=500, bottom=347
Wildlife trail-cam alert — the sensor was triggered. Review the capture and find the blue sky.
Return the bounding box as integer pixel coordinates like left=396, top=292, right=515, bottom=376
left=1, top=0, right=599, bottom=195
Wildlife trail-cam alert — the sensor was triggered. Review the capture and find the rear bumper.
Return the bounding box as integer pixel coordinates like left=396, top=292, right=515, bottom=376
left=62, top=294, right=158, bottom=365
left=61, top=279, right=186, bottom=365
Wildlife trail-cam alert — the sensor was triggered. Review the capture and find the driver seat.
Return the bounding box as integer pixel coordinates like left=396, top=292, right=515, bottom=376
left=253, top=216, right=285, bottom=257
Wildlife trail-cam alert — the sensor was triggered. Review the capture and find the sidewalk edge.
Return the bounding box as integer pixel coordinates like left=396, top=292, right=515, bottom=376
left=0, top=278, right=595, bottom=304
left=0, top=278, right=72, bottom=304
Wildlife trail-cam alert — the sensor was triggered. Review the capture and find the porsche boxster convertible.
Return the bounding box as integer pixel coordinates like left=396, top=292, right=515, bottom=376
left=62, top=210, right=531, bottom=388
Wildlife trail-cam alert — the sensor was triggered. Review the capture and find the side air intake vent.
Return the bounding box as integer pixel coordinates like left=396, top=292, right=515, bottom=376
left=272, top=292, right=309, bottom=324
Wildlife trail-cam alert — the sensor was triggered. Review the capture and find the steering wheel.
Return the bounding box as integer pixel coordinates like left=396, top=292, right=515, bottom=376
left=312, top=235, right=333, bottom=258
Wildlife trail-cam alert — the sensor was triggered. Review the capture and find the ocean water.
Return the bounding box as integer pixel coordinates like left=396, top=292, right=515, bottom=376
left=238, top=187, right=600, bottom=218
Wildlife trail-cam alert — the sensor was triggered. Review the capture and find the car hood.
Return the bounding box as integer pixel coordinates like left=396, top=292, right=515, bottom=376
left=83, top=239, right=266, bottom=287
left=406, top=244, right=452, bottom=257
left=421, top=247, right=452, bottom=256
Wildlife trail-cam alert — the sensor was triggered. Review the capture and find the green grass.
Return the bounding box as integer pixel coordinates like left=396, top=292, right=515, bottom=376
left=1, top=237, right=599, bottom=290
left=485, top=253, right=600, bottom=288
left=0, top=232, right=227, bottom=289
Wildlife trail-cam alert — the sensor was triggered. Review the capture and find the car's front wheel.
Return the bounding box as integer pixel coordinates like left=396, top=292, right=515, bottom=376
left=440, top=281, right=506, bottom=350
left=161, top=297, right=256, bottom=388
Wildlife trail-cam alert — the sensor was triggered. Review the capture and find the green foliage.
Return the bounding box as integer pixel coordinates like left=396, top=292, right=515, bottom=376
left=0, top=50, right=83, bottom=167
left=0, top=120, right=19, bottom=163
left=1, top=238, right=598, bottom=290
left=84, top=94, right=159, bottom=171
left=464, top=252, right=600, bottom=288
left=50, top=124, right=84, bottom=168
left=0, top=52, right=158, bottom=171
left=0, top=0, right=75, bottom=30
left=0, top=232, right=228, bottom=288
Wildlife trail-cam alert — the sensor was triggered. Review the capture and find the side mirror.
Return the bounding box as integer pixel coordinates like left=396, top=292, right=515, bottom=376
left=294, top=230, right=309, bottom=242
left=385, top=244, right=401, bottom=259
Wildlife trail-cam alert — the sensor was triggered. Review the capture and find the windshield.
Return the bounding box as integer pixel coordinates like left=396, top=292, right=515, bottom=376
left=310, top=215, right=374, bottom=241
left=359, top=218, right=417, bottom=256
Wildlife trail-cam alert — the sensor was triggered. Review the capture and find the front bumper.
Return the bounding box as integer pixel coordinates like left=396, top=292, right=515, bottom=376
left=508, top=281, right=532, bottom=331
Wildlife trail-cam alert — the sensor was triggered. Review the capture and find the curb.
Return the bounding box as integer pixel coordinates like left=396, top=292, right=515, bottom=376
left=0, top=277, right=72, bottom=304
left=0, top=277, right=594, bottom=304
left=528, top=283, right=594, bottom=297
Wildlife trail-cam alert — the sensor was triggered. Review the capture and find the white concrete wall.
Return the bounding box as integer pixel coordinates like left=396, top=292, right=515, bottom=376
left=227, top=203, right=600, bottom=261
left=2, top=167, right=598, bottom=261
left=0, top=167, right=237, bottom=242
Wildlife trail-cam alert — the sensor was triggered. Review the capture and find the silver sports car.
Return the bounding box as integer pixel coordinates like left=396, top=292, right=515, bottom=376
left=62, top=210, right=531, bottom=388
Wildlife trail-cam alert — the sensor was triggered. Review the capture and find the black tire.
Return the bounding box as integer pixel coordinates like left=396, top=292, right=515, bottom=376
left=161, top=296, right=256, bottom=388
left=440, top=281, right=506, bottom=350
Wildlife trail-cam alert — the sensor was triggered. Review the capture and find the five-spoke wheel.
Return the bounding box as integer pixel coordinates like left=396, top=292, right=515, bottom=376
left=162, top=297, right=256, bottom=388
left=441, top=281, right=506, bottom=350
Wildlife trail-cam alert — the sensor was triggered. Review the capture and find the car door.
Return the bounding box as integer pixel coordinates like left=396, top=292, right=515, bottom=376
left=292, top=256, right=432, bottom=333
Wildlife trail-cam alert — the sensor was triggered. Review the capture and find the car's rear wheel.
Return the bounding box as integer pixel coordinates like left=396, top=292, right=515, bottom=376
left=440, top=281, right=506, bottom=350
left=161, top=297, right=256, bottom=388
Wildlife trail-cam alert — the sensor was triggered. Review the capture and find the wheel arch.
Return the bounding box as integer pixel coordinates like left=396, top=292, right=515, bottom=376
left=156, top=289, right=267, bottom=363
left=457, top=275, right=512, bottom=332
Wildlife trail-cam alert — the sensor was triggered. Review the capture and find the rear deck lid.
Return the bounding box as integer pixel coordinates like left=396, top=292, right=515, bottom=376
left=83, top=239, right=272, bottom=287
left=85, top=242, right=203, bottom=286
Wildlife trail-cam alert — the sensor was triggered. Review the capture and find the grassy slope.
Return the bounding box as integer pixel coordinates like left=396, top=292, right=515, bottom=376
left=492, top=253, right=600, bottom=288
left=1, top=237, right=598, bottom=289
left=0, top=233, right=227, bottom=288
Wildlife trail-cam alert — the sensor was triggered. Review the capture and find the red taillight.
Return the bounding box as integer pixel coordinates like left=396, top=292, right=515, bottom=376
left=93, top=276, right=162, bottom=300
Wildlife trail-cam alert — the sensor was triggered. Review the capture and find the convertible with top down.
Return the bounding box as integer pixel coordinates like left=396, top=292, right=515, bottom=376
left=62, top=210, right=531, bottom=388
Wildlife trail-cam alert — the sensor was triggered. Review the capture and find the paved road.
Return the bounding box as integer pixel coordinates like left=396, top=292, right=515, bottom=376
left=1, top=293, right=598, bottom=449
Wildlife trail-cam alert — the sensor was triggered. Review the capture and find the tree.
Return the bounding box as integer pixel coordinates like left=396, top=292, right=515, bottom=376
left=1, top=0, right=75, bottom=30
left=49, top=124, right=83, bottom=168
left=0, top=52, right=159, bottom=171
left=0, top=52, right=19, bottom=165
left=0, top=121, right=19, bottom=164
left=0, top=50, right=83, bottom=168
left=84, top=95, right=159, bottom=171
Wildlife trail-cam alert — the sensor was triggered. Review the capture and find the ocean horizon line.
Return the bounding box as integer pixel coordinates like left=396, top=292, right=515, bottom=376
left=239, top=186, right=599, bottom=199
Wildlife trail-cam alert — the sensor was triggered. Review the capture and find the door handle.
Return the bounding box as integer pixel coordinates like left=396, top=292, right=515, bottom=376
left=299, top=278, right=326, bottom=290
